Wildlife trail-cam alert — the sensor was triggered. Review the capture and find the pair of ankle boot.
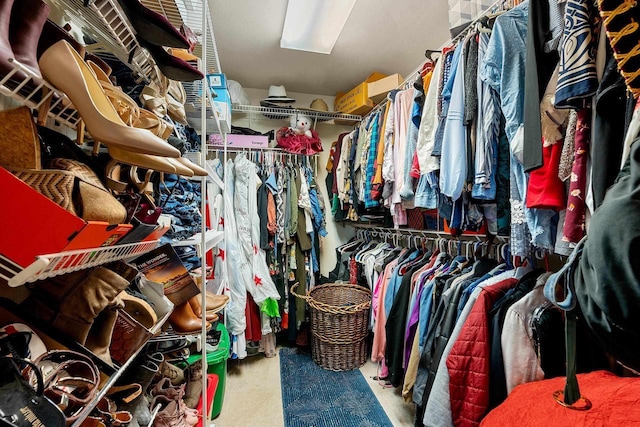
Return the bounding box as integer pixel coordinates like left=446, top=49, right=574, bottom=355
left=168, top=295, right=215, bottom=335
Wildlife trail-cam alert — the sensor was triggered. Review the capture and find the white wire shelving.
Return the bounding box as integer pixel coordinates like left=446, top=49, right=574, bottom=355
left=232, top=104, right=362, bottom=125
left=1, top=240, right=159, bottom=287
left=0, top=59, right=81, bottom=128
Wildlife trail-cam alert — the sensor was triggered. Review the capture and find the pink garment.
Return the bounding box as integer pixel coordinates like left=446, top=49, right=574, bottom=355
left=371, top=271, right=385, bottom=315
left=371, top=258, right=401, bottom=363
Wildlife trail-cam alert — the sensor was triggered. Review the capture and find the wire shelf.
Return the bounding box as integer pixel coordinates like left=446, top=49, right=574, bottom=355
left=48, top=0, right=157, bottom=82
left=231, top=104, right=362, bottom=124
left=2, top=240, right=159, bottom=287
left=0, top=59, right=82, bottom=128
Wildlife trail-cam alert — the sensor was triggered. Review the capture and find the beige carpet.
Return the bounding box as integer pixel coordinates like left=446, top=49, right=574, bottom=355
left=212, top=348, right=414, bottom=426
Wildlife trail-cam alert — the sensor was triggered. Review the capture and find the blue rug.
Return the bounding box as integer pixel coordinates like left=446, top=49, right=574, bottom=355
left=279, top=347, right=393, bottom=427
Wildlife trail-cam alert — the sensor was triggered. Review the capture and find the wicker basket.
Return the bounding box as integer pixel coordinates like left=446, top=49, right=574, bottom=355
left=291, top=282, right=371, bottom=371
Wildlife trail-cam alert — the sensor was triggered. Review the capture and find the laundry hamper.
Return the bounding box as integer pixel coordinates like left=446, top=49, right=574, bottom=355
left=291, top=282, right=371, bottom=371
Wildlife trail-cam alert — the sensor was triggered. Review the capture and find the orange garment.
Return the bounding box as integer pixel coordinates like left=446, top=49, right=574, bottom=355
left=373, top=104, right=390, bottom=185
left=267, top=191, right=276, bottom=236
left=482, top=371, right=640, bottom=427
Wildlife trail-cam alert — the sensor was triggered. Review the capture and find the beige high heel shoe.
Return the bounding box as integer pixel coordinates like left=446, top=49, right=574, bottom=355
left=108, top=146, right=177, bottom=175
left=175, top=157, right=208, bottom=176
left=38, top=40, right=180, bottom=158
left=87, top=61, right=175, bottom=140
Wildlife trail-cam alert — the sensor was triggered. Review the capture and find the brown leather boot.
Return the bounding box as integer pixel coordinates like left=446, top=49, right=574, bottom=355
left=169, top=301, right=210, bottom=335
left=8, top=0, right=49, bottom=79
left=85, top=293, right=124, bottom=366
left=23, top=266, right=130, bottom=345
left=187, top=294, right=218, bottom=322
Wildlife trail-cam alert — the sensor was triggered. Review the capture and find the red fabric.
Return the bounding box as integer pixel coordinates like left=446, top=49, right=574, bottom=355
left=410, top=150, right=421, bottom=178
left=276, top=127, right=323, bottom=155
left=447, top=278, right=518, bottom=427
left=526, top=141, right=566, bottom=210
left=562, top=108, right=590, bottom=243
left=244, top=293, right=262, bottom=342
left=349, top=256, right=358, bottom=284
left=482, top=371, right=640, bottom=427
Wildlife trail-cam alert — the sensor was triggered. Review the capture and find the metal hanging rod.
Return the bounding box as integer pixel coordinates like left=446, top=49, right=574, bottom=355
left=360, top=0, right=511, bottom=121
left=351, top=223, right=509, bottom=243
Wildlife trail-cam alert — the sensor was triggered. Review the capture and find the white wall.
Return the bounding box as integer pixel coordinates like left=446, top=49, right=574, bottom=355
left=232, top=88, right=355, bottom=278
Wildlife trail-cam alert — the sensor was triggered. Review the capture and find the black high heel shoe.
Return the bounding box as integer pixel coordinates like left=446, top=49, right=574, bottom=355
left=116, top=0, right=190, bottom=49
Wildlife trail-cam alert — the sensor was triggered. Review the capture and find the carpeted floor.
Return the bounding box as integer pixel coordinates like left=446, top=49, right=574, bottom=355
left=279, top=347, right=394, bottom=427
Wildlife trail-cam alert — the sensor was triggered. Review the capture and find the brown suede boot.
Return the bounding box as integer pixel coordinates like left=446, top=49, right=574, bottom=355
left=183, top=359, right=203, bottom=409
left=85, top=293, right=124, bottom=366
left=23, top=266, right=130, bottom=345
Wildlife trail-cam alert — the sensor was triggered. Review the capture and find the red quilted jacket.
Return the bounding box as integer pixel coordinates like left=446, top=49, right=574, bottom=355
left=446, top=278, right=518, bottom=427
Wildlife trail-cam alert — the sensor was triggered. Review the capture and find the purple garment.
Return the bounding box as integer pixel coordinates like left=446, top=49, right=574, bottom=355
left=403, top=268, right=436, bottom=369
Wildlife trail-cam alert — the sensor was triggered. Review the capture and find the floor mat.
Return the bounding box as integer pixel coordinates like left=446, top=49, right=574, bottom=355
left=279, top=347, right=393, bottom=427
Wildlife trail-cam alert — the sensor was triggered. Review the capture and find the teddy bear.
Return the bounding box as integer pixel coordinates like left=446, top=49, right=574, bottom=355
left=289, top=114, right=313, bottom=138
left=276, top=113, right=322, bottom=155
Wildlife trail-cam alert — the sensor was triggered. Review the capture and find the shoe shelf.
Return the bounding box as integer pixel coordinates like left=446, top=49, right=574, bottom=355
left=1, top=240, right=159, bottom=288
left=232, top=104, right=362, bottom=125
left=0, top=59, right=82, bottom=129
left=47, top=0, right=159, bottom=83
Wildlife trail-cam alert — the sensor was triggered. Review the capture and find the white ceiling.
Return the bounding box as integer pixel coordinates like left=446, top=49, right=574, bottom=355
left=209, top=0, right=451, bottom=96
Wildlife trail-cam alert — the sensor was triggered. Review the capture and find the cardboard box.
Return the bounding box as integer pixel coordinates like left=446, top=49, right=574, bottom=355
left=0, top=167, right=133, bottom=268
left=368, top=73, right=404, bottom=104
left=334, top=72, right=387, bottom=115
left=209, top=133, right=269, bottom=149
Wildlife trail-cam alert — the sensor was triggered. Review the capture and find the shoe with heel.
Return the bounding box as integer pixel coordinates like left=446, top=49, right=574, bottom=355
left=38, top=40, right=180, bottom=158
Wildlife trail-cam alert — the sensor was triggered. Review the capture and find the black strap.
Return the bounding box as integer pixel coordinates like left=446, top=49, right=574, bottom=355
left=563, top=310, right=581, bottom=404
left=0, top=356, right=45, bottom=395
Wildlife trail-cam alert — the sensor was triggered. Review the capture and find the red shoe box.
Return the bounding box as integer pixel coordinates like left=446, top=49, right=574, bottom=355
left=0, top=167, right=133, bottom=268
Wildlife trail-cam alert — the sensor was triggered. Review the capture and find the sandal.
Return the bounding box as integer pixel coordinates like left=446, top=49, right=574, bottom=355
left=140, top=82, right=168, bottom=118
left=166, top=80, right=188, bottom=125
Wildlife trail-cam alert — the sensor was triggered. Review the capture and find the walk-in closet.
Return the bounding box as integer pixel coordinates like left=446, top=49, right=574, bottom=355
left=1, top=0, right=640, bottom=426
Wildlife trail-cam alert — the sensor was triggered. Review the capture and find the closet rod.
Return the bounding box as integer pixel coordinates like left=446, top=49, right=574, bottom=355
left=360, top=0, right=509, bottom=121
left=351, top=224, right=509, bottom=243
left=355, top=229, right=510, bottom=260
left=209, top=147, right=319, bottom=155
